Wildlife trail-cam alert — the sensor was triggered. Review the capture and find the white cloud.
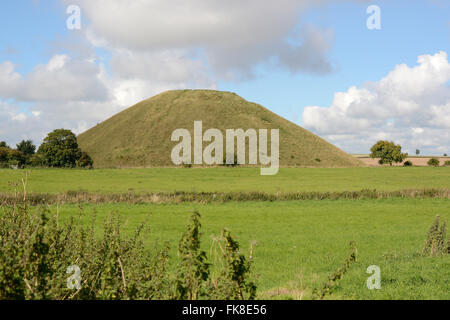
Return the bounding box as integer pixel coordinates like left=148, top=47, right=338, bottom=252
left=302, top=51, right=450, bottom=155
left=0, top=61, right=23, bottom=97
left=63, top=0, right=361, bottom=78
left=0, top=55, right=108, bottom=102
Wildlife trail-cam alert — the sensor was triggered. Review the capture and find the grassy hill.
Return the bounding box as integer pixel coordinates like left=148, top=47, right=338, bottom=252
left=77, top=90, right=363, bottom=168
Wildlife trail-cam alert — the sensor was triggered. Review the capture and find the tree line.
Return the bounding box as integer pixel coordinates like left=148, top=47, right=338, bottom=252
left=0, top=129, right=93, bottom=169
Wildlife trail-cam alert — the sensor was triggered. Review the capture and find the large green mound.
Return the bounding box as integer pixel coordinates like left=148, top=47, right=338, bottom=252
left=78, top=90, right=363, bottom=168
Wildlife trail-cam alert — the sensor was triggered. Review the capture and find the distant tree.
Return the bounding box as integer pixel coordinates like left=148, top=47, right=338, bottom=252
left=427, top=158, right=440, bottom=167
left=370, top=141, right=408, bottom=166
left=16, top=140, right=36, bottom=156
left=444, top=154, right=448, bottom=157
left=416, top=149, right=420, bottom=156
left=0, top=141, right=9, bottom=148
left=403, top=160, right=413, bottom=167
left=76, top=152, right=94, bottom=169
left=37, top=129, right=82, bottom=168
left=8, top=149, right=27, bottom=167
left=30, top=153, right=45, bottom=167
left=0, top=147, right=10, bottom=163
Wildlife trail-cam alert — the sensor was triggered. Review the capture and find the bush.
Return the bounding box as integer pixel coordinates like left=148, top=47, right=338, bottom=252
left=427, top=158, right=440, bottom=167
left=76, top=152, right=94, bottom=169
left=403, top=160, right=413, bottom=167
left=0, top=147, right=9, bottom=163
left=0, top=203, right=256, bottom=300
left=444, top=161, right=450, bottom=167
left=30, top=153, right=46, bottom=167
left=422, top=215, right=449, bottom=257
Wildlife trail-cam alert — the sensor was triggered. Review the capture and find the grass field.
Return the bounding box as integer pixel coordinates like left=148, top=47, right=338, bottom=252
left=1, top=167, right=449, bottom=299
left=1, top=167, right=450, bottom=194
left=53, top=199, right=450, bottom=299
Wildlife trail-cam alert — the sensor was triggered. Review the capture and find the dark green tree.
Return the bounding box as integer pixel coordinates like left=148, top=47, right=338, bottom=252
left=370, top=140, right=408, bottom=166
left=427, top=158, right=440, bottom=167
left=8, top=149, right=27, bottom=167
left=16, top=140, right=36, bottom=156
left=0, top=147, right=10, bottom=163
left=0, top=141, right=9, bottom=148
left=76, top=152, right=94, bottom=168
left=37, top=129, right=82, bottom=168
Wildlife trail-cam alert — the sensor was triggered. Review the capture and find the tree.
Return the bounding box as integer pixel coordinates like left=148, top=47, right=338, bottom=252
left=16, top=140, right=36, bottom=156
left=370, top=141, right=408, bottom=166
left=416, top=149, right=420, bottom=156
left=0, top=147, right=10, bottom=163
left=8, top=149, right=26, bottom=167
left=0, top=141, right=9, bottom=148
left=427, top=158, right=440, bottom=167
left=37, top=129, right=82, bottom=168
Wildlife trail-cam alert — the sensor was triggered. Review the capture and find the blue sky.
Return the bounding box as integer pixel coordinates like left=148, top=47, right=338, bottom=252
left=0, top=0, right=449, bottom=154
left=221, top=0, right=450, bottom=121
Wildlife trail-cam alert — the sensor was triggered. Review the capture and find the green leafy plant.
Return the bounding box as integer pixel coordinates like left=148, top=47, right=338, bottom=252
left=403, top=160, right=413, bottom=167
left=422, top=215, right=448, bottom=257
left=370, top=141, right=408, bottom=166
left=427, top=158, right=440, bottom=167
left=209, top=230, right=257, bottom=300
left=312, top=241, right=358, bottom=300
left=175, top=211, right=210, bottom=300
left=0, top=179, right=257, bottom=300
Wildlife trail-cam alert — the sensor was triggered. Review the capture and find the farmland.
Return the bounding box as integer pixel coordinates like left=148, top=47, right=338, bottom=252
left=1, top=167, right=449, bottom=299
left=52, top=199, right=450, bottom=299
left=1, top=167, right=450, bottom=194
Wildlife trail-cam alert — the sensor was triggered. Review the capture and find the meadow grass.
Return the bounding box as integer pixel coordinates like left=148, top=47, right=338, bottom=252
left=1, top=167, right=450, bottom=194
left=1, top=167, right=448, bottom=299
left=52, top=198, right=450, bottom=299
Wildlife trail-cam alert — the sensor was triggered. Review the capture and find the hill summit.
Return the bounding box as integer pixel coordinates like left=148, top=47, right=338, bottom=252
left=77, top=90, right=362, bottom=168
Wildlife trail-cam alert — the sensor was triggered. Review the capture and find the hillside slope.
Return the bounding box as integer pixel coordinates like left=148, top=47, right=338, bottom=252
left=78, top=90, right=363, bottom=168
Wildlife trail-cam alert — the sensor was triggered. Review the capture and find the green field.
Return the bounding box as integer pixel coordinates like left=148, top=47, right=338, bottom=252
left=1, top=167, right=450, bottom=194
left=1, top=167, right=449, bottom=299
left=54, top=199, right=450, bottom=299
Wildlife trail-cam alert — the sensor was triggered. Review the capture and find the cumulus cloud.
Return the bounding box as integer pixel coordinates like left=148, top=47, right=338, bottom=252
left=0, top=52, right=216, bottom=146
left=302, top=51, right=450, bottom=154
left=0, top=0, right=375, bottom=147
left=0, top=61, right=23, bottom=97
left=63, top=0, right=354, bottom=78
left=0, top=55, right=108, bottom=102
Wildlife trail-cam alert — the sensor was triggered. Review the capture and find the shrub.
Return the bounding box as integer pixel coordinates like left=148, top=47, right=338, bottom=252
left=30, top=153, right=46, bottom=167
left=444, top=161, right=450, bottom=167
left=427, top=158, right=440, bottom=167
left=403, top=160, right=413, bottom=167
left=0, top=147, right=9, bottom=163
left=8, top=149, right=27, bottom=167
left=76, top=152, right=94, bottom=169
left=422, top=215, right=448, bottom=257
left=210, top=230, right=257, bottom=300
left=0, top=201, right=256, bottom=300
left=175, top=211, right=210, bottom=300
left=312, top=241, right=358, bottom=300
